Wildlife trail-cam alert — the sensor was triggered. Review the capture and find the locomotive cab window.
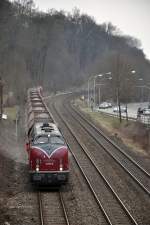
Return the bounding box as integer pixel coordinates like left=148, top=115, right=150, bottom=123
left=50, top=135, right=65, bottom=145
left=34, top=135, right=49, bottom=144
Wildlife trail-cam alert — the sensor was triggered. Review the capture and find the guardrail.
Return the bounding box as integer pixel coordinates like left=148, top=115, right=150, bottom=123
left=96, top=110, right=136, bottom=121
left=97, top=110, right=150, bottom=127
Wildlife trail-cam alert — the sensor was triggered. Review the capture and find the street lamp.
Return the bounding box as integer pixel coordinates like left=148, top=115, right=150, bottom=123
left=138, top=78, right=144, bottom=104
left=88, top=74, right=103, bottom=108
left=88, top=72, right=112, bottom=109
left=94, top=74, right=103, bottom=107
left=131, top=70, right=136, bottom=74
left=95, top=83, right=106, bottom=106
left=88, top=76, right=95, bottom=107
left=94, top=72, right=112, bottom=107
left=127, top=70, right=145, bottom=104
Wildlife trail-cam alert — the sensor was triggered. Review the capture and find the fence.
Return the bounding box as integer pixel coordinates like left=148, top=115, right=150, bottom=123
left=97, top=110, right=150, bottom=128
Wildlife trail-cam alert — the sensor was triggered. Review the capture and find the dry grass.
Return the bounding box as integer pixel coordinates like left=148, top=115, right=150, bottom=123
left=75, top=99, right=149, bottom=156
left=77, top=99, right=125, bottom=132
left=3, top=106, right=18, bottom=120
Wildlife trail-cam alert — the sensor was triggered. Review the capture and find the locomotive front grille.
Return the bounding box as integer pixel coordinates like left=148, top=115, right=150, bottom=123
left=30, top=171, right=69, bottom=184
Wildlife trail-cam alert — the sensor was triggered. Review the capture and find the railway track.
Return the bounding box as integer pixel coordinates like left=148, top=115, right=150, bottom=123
left=50, top=100, right=143, bottom=225
left=38, top=191, right=70, bottom=225
left=65, top=99, right=150, bottom=196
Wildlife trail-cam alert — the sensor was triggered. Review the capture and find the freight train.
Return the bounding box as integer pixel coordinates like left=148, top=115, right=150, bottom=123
left=25, top=87, right=69, bottom=185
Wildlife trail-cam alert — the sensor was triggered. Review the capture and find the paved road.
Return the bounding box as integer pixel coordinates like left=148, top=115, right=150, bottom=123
left=95, top=102, right=150, bottom=122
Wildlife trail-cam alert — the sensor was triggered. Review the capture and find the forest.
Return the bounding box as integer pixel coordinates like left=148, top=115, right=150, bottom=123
left=0, top=0, right=150, bottom=103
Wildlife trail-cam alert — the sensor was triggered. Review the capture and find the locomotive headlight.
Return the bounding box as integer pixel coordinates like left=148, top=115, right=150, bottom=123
left=36, top=159, right=40, bottom=172
left=36, top=166, right=39, bottom=172
left=59, top=159, right=63, bottom=171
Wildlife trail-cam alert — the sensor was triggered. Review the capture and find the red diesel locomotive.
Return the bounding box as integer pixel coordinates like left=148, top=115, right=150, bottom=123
left=26, top=87, right=69, bottom=185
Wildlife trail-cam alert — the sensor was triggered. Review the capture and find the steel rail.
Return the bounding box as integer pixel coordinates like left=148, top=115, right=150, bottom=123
left=38, top=191, right=70, bottom=225
left=65, top=101, right=150, bottom=196
left=38, top=192, right=44, bottom=225
left=72, top=102, right=150, bottom=177
left=59, top=191, right=70, bottom=225
left=52, top=102, right=139, bottom=225
left=52, top=105, right=113, bottom=225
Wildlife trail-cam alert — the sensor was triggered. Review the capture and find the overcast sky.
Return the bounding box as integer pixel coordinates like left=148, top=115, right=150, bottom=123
left=16, top=0, right=150, bottom=59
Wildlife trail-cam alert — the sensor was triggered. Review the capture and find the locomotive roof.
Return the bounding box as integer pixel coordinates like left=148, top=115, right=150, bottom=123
left=34, top=122, right=61, bottom=136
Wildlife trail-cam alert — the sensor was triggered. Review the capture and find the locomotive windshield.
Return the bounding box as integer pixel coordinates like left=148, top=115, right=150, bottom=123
left=33, top=134, right=65, bottom=145
left=33, top=135, right=49, bottom=144
left=50, top=135, right=65, bottom=145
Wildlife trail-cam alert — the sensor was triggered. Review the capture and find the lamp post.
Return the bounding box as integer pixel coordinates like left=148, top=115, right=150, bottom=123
left=98, top=84, right=101, bottom=106
left=97, top=73, right=112, bottom=106
left=87, top=72, right=111, bottom=109
left=88, top=74, right=102, bottom=108
left=127, top=70, right=145, bottom=104
left=88, top=76, right=93, bottom=107
left=124, top=70, right=136, bottom=122
left=95, top=73, right=112, bottom=107
left=94, top=74, right=103, bottom=107
left=137, top=78, right=144, bottom=105
left=0, top=77, right=3, bottom=121
left=95, top=83, right=104, bottom=106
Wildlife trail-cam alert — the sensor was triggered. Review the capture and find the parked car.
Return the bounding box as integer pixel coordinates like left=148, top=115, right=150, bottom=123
left=99, top=102, right=112, bottom=109
left=142, top=108, right=150, bottom=115
left=107, top=102, right=112, bottom=108
left=113, top=106, right=127, bottom=113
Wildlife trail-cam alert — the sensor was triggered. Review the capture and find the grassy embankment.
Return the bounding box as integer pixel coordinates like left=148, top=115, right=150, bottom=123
left=3, top=106, right=18, bottom=121
left=74, top=98, right=149, bottom=155
left=2, top=94, right=18, bottom=121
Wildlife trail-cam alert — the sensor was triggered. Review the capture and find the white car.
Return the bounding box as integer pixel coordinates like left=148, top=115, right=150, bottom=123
left=113, top=106, right=127, bottom=113
left=142, top=108, right=150, bottom=115
left=99, top=102, right=112, bottom=109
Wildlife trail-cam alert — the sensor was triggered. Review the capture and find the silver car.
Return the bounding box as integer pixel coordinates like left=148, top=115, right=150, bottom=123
left=99, top=102, right=112, bottom=109
left=142, top=108, right=150, bottom=115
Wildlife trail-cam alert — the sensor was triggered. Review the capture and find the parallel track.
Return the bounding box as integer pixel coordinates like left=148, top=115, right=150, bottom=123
left=52, top=101, right=140, bottom=225
left=65, top=99, right=150, bottom=196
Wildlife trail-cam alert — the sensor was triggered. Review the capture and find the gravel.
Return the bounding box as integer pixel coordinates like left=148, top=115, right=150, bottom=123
left=0, top=109, right=39, bottom=225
